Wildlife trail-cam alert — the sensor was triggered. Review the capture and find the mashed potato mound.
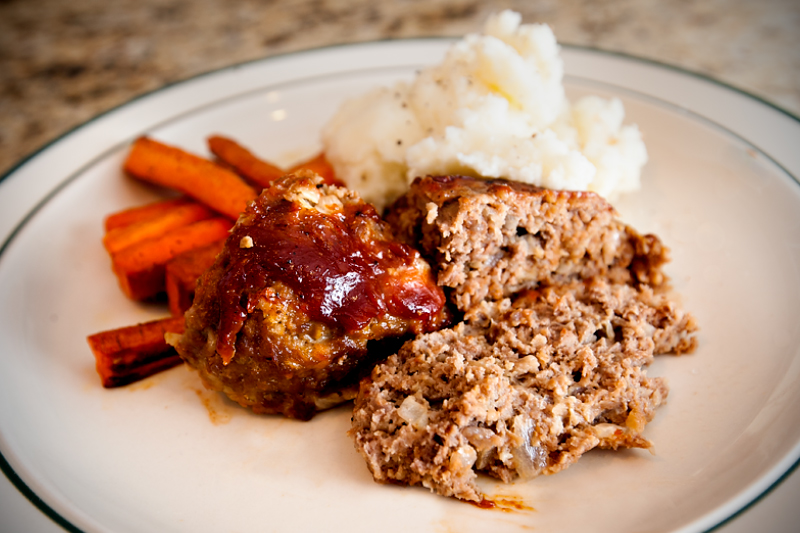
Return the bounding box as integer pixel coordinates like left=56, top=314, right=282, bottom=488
left=321, top=10, right=647, bottom=210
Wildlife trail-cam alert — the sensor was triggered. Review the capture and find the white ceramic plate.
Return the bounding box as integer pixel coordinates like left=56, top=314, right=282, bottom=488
left=1, top=40, right=799, bottom=533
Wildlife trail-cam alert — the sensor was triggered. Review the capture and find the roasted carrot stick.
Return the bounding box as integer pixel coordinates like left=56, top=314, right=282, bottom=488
left=104, top=197, right=193, bottom=232
left=87, top=316, right=186, bottom=388
left=165, top=239, right=225, bottom=316
left=103, top=201, right=218, bottom=254
left=123, top=136, right=257, bottom=219
left=112, top=217, right=233, bottom=300
left=289, top=152, right=342, bottom=186
left=207, top=135, right=285, bottom=189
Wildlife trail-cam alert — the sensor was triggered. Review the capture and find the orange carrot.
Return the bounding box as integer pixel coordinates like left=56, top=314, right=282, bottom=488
left=104, top=197, right=193, bottom=232
left=103, top=201, right=219, bottom=254
left=207, top=135, right=285, bottom=189
left=87, top=316, right=186, bottom=388
left=123, top=136, right=257, bottom=219
left=289, top=152, right=342, bottom=186
left=112, top=217, right=233, bottom=300
left=165, top=239, right=225, bottom=316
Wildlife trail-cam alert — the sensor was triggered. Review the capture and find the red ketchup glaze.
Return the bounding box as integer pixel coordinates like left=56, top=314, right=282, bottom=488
left=215, top=192, right=445, bottom=363
left=467, top=497, right=535, bottom=513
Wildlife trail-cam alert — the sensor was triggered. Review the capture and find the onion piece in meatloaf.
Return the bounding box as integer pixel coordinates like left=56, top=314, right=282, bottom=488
left=170, top=171, right=450, bottom=420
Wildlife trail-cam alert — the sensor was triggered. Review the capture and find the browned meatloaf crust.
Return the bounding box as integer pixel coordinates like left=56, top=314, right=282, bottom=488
left=385, top=175, right=669, bottom=313
left=172, top=171, right=450, bottom=420
left=351, top=278, right=698, bottom=501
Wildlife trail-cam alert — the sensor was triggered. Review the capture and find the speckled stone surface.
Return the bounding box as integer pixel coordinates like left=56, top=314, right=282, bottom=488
left=1, top=0, right=798, bottom=176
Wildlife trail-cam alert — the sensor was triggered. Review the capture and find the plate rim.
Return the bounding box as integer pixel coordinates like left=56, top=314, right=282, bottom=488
left=1, top=37, right=799, bottom=533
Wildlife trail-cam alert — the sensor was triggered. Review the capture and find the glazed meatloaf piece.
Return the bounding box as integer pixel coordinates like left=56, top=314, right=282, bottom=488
left=351, top=278, right=698, bottom=501
left=172, top=171, right=450, bottom=420
left=385, top=175, right=669, bottom=312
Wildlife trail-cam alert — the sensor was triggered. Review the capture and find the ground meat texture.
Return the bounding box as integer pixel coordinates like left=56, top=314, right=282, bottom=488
left=385, top=175, right=669, bottom=313
left=350, top=278, right=698, bottom=501
left=173, top=171, right=450, bottom=420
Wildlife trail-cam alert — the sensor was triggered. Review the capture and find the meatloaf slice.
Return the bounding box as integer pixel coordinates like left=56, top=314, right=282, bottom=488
left=385, top=175, right=669, bottom=312
left=351, top=278, right=698, bottom=502
left=172, top=171, right=450, bottom=420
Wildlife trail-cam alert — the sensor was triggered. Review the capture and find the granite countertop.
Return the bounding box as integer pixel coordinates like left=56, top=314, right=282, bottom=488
left=1, top=0, right=798, bottom=176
